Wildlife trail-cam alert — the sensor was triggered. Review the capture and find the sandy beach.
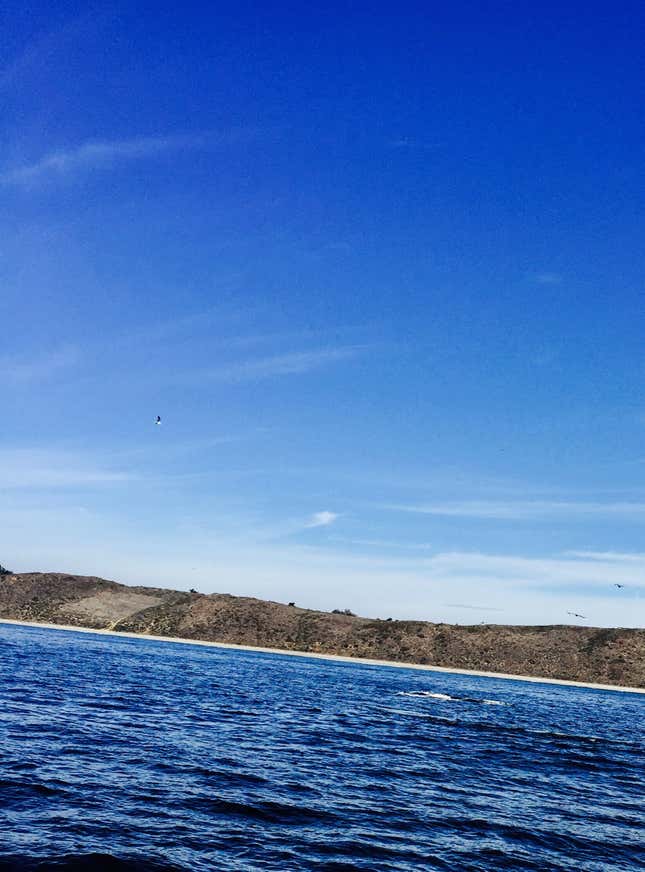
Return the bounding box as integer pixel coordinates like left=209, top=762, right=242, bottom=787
left=2, top=617, right=643, bottom=694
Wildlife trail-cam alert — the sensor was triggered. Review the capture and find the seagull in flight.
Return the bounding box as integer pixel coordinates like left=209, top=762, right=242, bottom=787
left=567, top=611, right=587, bottom=619
left=614, top=584, right=624, bottom=589
left=155, top=416, right=161, bottom=425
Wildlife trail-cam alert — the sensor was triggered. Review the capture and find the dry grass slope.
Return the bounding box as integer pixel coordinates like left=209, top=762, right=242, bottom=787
left=1, top=572, right=643, bottom=687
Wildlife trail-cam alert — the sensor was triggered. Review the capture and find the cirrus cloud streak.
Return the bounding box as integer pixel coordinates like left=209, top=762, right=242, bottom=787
left=1, top=129, right=255, bottom=187
left=385, top=500, right=645, bottom=521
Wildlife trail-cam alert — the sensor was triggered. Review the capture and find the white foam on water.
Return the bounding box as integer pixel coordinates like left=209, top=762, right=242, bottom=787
left=397, top=691, right=508, bottom=706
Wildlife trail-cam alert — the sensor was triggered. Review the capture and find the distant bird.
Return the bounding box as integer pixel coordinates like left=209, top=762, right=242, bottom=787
left=614, top=584, right=624, bottom=589
left=155, top=416, right=161, bottom=425
left=567, top=611, right=587, bottom=619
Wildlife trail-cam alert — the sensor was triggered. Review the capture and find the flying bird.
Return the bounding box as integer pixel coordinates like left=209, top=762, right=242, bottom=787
left=567, top=611, right=587, bottom=619
left=614, top=584, right=624, bottom=589
left=155, top=416, right=161, bottom=425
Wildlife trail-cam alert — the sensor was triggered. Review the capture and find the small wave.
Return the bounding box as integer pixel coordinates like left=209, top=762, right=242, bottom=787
left=384, top=707, right=639, bottom=755
left=0, top=853, right=181, bottom=871
left=183, top=795, right=338, bottom=825
left=380, top=706, right=456, bottom=723
left=533, top=729, right=601, bottom=742
left=0, top=777, right=70, bottom=799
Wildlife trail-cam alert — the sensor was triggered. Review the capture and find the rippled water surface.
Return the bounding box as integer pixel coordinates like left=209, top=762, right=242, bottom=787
left=0, top=623, right=643, bottom=871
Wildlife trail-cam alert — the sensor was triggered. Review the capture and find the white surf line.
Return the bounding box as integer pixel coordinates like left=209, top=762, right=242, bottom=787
left=1, top=618, right=644, bottom=694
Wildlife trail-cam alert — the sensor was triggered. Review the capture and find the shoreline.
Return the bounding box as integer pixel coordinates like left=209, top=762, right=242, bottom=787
left=1, top=617, right=644, bottom=694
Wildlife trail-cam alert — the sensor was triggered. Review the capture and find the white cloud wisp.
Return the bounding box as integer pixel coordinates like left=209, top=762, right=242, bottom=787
left=2, top=133, right=207, bottom=186
left=175, top=347, right=364, bottom=385
left=0, top=449, right=134, bottom=489
left=305, top=511, right=339, bottom=528
left=385, top=500, right=645, bottom=521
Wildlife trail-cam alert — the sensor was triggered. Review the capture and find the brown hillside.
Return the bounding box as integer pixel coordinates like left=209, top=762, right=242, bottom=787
left=1, top=572, right=643, bottom=688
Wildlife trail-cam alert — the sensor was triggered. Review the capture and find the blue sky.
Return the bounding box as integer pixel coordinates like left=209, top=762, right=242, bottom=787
left=2, top=2, right=644, bottom=626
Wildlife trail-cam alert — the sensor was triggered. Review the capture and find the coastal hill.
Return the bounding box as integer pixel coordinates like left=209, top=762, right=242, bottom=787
left=1, top=571, right=643, bottom=688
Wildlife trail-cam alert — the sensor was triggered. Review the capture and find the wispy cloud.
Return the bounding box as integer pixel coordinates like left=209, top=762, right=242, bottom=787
left=564, top=551, right=645, bottom=563
left=268, top=543, right=645, bottom=590
left=0, top=346, right=79, bottom=384
left=1, top=131, right=248, bottom=187
left=109, top=305, right=369, bottom=358
left=0, top=449, right=133, bottom=489
left=331, top=537, right=434, bottom=551
left=385, top=500, right=645, bottom=521
left=533, top=272, right=563, bottom=285
left=176, top=347, right=364, bottom=385
left=305, top=511, right=339, bottom=528
left=387, top=138, right=443, bottom=150
left=444, top=603, right=506, bottom=612
left=108, top=301, right=246, bottom=351
left=413, top=550, right=645, bottom=590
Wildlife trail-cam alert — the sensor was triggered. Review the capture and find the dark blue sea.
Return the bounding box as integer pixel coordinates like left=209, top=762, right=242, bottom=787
left=0, top=623, right=643, bottom=871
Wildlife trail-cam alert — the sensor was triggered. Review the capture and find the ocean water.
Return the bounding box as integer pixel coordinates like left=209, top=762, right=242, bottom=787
left=0, top=624, right=643, bottom=872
